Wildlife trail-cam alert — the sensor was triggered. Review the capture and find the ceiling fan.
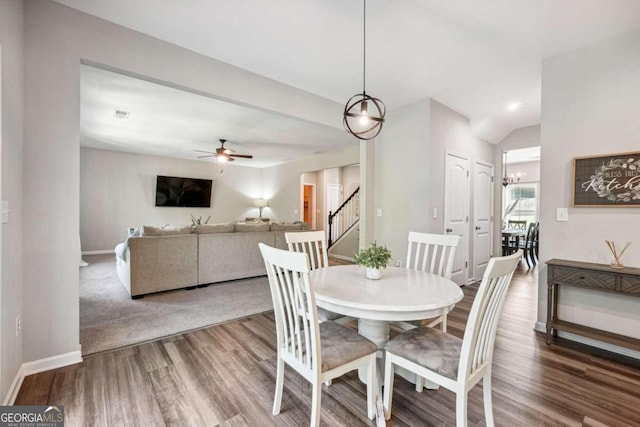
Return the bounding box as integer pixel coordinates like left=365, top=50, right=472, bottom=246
left=195, top=139, right=254, bottom=163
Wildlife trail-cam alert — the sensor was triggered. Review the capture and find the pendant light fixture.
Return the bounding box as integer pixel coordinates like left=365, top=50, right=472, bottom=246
left=502, top=151, right=513, bottom=187
left=343, top=0, right=386, bottom=140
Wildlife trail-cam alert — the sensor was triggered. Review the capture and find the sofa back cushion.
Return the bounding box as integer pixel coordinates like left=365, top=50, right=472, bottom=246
left=235, top=222, right=271, bottom=232
left=195, top=223, right=235, bottom=234
left=141, top=225, right=192, bottom=236
left=270, top=222, right=304, bottom=231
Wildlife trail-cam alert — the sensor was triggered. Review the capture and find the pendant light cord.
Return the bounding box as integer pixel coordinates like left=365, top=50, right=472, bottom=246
left=363, top=0, right=366, bottom=94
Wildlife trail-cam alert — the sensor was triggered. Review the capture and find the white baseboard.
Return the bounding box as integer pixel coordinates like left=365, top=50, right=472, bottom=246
left=22, top=350, right=83, bottom=376
left=82, top=250, right=114, bottom=255
left=534, top=321, right=640, bottom=360
left=2, top=350, right=82, bottom=405
left=328, top=254, right=354, bottom=262
left=2, top=365, right=25, bottom=405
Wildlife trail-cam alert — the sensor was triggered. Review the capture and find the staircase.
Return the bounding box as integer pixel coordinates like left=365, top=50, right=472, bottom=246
left=328, top=187, right=359, bottom=248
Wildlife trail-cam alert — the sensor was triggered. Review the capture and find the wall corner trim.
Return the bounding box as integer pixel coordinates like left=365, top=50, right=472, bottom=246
left=3, top=350, right=84, bottom=405
left=2, top=365, right=25, bottom=405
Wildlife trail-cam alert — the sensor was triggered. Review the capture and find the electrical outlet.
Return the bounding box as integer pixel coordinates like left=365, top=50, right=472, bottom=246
left=16, top=315, right=22, bottom=337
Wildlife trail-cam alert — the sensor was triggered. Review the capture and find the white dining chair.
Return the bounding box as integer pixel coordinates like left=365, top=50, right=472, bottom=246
left=285, top=230, right=348, bottom=324
left=259, top=243, right=378, bottom=427
left=383, top=250, right=522, bottom=427
left=399, top=231, right=460, bottom=332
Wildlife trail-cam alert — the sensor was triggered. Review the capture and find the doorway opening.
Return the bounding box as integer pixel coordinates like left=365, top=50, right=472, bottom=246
left=303, top=183, right=316, bottom=229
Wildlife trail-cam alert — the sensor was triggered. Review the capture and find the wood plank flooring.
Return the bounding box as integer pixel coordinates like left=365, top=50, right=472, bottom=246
left=16, top=262, right=640, bottom=426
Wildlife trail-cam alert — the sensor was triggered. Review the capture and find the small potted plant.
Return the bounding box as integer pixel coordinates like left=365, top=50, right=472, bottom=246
left=354, top=241, right=392, bottom=280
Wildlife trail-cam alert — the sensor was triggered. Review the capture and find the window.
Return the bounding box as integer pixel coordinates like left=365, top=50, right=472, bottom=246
left=503, top=183, right=539, bottom=226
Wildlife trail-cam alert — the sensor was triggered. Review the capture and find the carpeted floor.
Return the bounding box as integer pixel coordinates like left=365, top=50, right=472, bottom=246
left=80, top=254, right=273, bottom=355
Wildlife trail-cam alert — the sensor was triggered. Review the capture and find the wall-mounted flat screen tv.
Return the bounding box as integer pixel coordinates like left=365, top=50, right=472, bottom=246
left=155, top=175, right=212, bottom=208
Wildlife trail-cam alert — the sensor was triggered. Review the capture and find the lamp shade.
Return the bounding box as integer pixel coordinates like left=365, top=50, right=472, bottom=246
left=254, top=199, right=269, bottom=208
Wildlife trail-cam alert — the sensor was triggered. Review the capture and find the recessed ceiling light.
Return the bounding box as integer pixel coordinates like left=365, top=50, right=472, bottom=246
left=507, top=102, right=522, bottom=111
left=114, top=109, right=130, bottom=119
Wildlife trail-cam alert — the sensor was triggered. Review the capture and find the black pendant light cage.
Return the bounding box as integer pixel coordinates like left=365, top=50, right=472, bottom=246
left=343, top=0, right=386, bottom=141
left=343, top=92, right=386, bottom=140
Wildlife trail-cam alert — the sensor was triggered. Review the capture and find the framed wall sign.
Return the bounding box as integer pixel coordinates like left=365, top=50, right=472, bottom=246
left=573, top=151, right=640, bottom=207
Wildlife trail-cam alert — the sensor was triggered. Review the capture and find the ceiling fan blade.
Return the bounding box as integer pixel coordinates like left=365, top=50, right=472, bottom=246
left=229, top=154, right=253, bottom=159
left=197, top=155, right=215, bottom=158
left=194, top=149, right=215, bottom=154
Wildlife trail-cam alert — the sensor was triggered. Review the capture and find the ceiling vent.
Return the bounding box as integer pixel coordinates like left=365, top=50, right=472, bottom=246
left=114, top=109, right=130, bottom=119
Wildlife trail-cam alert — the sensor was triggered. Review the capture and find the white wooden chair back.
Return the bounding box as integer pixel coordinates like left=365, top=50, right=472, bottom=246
left=406, top=232, right=460, bottom=279
left=458, top=250, right=521, bottom=383
left=259, top=242, right=320, bottom=380
left=285, top=230, right=329, bottom=271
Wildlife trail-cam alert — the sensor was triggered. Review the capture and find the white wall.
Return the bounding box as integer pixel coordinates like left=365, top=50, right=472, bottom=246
left=80, top=148, right=262, bottom=251
left=493, top=125, right=541, bottom=255
left=507, top=160, right=540, bottom=184
left=539, top=29, right=640, bottom=347
left=342, top=164, right=360, bottom=197
left=22, top=0, right=346, bottom=363
left=262, top=146, right=359, bottom=226
left=374, top=100, right=430, bottom=266
left=0, top=0, right=24, bottom=402
left=429, top=100, right=495, bottom=281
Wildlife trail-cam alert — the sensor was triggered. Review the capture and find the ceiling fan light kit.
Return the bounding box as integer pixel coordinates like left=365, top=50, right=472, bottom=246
left=343, top=0, right=386, bottom=141
left=195, top=139, right=253, bottom=163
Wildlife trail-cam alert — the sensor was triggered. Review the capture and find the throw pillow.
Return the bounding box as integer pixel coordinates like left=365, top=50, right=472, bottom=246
left=195, top=223, right=235, bottom=234
left=141, top=224, right=192, bottom=236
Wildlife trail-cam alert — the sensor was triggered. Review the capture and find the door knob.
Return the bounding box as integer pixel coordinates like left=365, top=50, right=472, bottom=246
left=475, top=226, right=481, bottom=230
left=446, top=228, right=453, bottom=233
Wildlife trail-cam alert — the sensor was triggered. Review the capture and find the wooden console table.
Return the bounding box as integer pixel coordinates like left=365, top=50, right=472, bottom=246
left=546, top=259, right=640, bottom=351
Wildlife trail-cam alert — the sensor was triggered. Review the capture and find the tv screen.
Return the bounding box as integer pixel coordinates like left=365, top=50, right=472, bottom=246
left=155, top=175, right=212, bottom=207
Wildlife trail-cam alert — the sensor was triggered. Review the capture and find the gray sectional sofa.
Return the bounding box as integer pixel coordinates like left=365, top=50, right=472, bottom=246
left=115, top=222, right=302, bottom=298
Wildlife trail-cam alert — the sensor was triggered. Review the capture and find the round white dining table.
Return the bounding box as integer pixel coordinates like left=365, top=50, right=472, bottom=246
left=309, top=264, right=464, bottom=384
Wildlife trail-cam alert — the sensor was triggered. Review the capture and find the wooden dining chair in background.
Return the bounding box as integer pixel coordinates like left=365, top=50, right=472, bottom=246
left=383, top=250, right=522, bottom=427
left=285, top=230, right=348, bottom=323
left=507, top=219, right=527, bottom=229
left=259, top=243, right=378, bottom=427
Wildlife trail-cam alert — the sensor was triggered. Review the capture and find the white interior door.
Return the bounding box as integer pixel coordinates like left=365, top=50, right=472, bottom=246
left=473, top=160, right=493, bottom=281
left=444, top=152, right=470, bottom=285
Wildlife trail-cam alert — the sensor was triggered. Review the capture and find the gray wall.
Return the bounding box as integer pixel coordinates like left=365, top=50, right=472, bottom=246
left=80, top=148, right=263, bottom=251
left=22, top=0, right=345, bottom=363
left=0, top=0, right=24, bottom=402
left=538, top=29, right=640, bottom=348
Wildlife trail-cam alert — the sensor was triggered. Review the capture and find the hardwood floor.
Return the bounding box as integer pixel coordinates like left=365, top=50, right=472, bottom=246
left=16, top=262, right=640, bottom=426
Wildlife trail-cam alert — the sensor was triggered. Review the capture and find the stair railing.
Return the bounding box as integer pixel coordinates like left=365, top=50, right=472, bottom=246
left=328, top=187, right=359, bottom=248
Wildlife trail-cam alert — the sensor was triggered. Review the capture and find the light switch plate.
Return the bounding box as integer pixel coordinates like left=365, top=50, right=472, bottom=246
left=556, top=207, right=569, bottom=222
left=376, top=208, right=383, bottom=217
left=433, top=208, right=438, bottom=219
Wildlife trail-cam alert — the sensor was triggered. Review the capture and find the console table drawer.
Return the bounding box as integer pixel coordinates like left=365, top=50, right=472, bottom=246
left=552, top=266, right=616, bottom=290
left=621, top=275, right=640, bottom=294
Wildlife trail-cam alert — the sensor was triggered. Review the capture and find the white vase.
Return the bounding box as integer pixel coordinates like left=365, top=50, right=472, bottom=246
left=365, top=267, right=382, bottom=280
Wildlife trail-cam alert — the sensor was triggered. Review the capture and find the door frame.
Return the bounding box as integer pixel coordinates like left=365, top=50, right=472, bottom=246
left=301, top=182, right=316, bottom=230
left=444, top=150, right=470, bottom=285
left=473, top=159, right=494, bottom=281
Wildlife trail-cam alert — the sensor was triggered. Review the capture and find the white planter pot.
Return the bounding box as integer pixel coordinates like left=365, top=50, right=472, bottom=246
left=365, top=267, right=382, bottom=280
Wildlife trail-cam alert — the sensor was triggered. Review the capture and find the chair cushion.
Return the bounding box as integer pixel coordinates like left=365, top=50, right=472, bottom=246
left=385, top=327, right=462, bottom=380
left=319, top=321, right=377, bottom=372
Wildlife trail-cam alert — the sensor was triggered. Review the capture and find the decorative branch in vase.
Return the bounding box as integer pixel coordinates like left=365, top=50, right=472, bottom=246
left=605, top=240, right=631, bottom=269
